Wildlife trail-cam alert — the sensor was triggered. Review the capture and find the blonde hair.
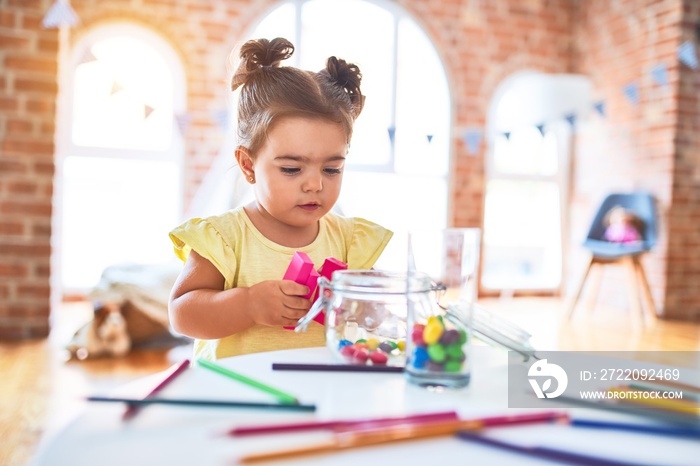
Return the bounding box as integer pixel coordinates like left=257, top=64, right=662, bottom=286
left=231, top=37, right=365, bottom=157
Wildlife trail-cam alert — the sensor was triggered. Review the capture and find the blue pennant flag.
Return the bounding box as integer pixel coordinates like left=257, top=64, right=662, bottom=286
left=462, top=129, right=483, bottom=155
left=175, top=113, right=193, bottom=135
left=535, top=124, right=546, bottom=136
left=79, top=48, right=97, bottom=65
left=503, top=132, right=511, bottom=141
left=387, top=127, right=396, bottom=144
left=42, top=0, right=79, bottom=28
left=426, top=134, right=434, bottom=143
left=650, top=63, right=669, bottom=86
left=564, top=113, right=577, bottom=128
left=593, top=101, right=606, bottom=116
left=678, top=41, right=699, bottom=70
left=213, top=109, right=230, bottom=131
left=622, top=82, right=640, bottom=105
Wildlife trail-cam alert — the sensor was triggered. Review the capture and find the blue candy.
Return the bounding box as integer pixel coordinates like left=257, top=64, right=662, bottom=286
left=412, top=346, right=429, bottom=368
left=338, top=339, right=353, bottom=350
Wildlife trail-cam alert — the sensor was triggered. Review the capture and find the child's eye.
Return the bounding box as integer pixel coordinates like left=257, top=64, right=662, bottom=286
left=280, top=167, right=301, bottom=175
left=324, top=167, right=342, bottom=175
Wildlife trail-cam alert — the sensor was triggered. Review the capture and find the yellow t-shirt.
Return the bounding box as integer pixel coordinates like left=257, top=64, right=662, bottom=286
left=169, top=207, right=393, bottom=360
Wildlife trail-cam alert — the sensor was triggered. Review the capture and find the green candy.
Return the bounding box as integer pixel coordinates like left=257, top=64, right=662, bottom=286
left=458, top=329, right=468, bottom=344
left=427, top=343, right=446, bottom=363
left=386, top=340, right=398, bottom=349
left=445, top=343, right=464, bottom=360
left=355, top=339, right=367, bottom=344
left=445, top=360, right=463, bottom=373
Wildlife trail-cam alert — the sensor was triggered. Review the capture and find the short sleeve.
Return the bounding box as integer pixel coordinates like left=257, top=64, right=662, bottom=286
left=169, top=218, right=237, bottom=281
left=346, top=218, right=393, bottom=269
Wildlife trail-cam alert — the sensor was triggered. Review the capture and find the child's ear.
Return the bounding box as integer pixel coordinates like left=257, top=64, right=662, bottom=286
left=235, top=146, right=255, bottom=180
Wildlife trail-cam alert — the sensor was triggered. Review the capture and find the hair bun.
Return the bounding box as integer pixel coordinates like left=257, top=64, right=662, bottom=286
left=324, top=56, right=364, bottom=115
left=231, top=37, right=294, bottom=91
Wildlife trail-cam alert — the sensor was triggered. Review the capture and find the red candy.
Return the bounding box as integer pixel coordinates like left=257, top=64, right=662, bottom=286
left=369, top=351, right=388, bottom=365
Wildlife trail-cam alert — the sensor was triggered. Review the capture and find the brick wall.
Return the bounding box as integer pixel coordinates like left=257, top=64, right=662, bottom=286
left=570, top=0, right=685, bottom=317
left=0, top=0, right=697, bottom=338
left=665, top=0, right=700, bottom=319
left=0, top=0, right=57, bottom=338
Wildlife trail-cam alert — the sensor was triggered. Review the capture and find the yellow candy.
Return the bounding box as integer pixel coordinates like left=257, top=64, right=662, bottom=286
left=427, top=316, right=443, bottom=328
left=423, top=322, right=444, bottom=345
left=366, top=338, right=380, bottom=351
left=397, top=340, right=405, bottom=351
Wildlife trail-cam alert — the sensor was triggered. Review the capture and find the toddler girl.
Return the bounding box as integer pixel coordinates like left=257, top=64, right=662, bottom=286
left=168, top=38, right=393, bottom=360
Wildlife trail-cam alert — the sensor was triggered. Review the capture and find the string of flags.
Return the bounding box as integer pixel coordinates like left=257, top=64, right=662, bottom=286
left=42, top=0, right=79, bottom=28
left=40, top=1, right=700, bottom=153
left=455, top=40, right=698, bottom=155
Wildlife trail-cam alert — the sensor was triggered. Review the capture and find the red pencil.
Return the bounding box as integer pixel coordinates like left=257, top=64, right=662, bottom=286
left=123, top=359, right=190, bottom=420
left=227, top=411, right=460, bottom=436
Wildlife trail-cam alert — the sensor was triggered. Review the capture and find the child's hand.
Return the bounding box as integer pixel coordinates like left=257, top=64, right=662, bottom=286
left=247, top=280, right=312, bottom=327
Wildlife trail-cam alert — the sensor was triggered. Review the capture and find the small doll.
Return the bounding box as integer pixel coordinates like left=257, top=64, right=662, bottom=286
left=603, top=206, right=643, bottom=244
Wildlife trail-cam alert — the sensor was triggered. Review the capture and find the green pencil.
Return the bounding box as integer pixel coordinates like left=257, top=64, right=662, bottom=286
left=197, top=359, right=299, bottom=405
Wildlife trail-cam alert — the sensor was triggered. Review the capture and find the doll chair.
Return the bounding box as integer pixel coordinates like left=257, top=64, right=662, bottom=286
left=566, top=192, right=658, bottom=323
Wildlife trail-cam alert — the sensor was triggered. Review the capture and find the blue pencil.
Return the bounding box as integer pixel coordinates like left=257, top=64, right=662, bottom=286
left=456, top=431, right=644, bottom=466
left=570, top=418, right=700, bottom=438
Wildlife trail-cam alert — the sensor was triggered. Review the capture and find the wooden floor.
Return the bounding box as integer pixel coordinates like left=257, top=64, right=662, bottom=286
left=1, top=297, right=698, bottom=466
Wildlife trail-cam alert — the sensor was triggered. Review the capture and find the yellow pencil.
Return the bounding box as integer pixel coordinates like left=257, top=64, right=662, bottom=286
left=608, top=387, right=700, bottom=415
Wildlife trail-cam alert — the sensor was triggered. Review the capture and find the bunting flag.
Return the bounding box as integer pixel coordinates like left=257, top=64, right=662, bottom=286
left=678, top=40, right=699, bottom=70
left=564, top=113, right=576, bottom=128
left=387, top=126, right=396, bottom=144
left=650, top=62, right=669, bottom=86
left=503, top=132, right=511, bottom=141
left=175, top=113, right=193, bottom=135
left=535, top=124, right=546, bottom=136
left=462, top=128, right=483, bottom=155
left=42, top=0, right=79, bottom=28
left=213, top=109, right=230, bottom=131
left=110, top=81, right=124, bottom=95
left=593, top=101, right=606, bottom=116
left=144, top=105, right=155, bottom=119
left=426, top=134, right=434, bottom=143
left=78, top=48, right=97, bottom=65
left=622, top=81, right=640, bottom=105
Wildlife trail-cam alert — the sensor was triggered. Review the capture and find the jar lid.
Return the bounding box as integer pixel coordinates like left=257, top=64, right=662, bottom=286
left=448, top=301, right=537, bottom=361
left=330, top=270, right=433, bottom=294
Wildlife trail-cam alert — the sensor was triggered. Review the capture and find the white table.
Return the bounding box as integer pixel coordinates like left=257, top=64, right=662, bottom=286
left=33, top=346, right=699, bottom=466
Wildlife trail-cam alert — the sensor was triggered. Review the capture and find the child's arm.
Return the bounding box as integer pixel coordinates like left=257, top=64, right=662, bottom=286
left=168, top=250, right=312, bottom=339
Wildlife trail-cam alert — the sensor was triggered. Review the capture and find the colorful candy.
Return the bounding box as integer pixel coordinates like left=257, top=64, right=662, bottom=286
left=409, top=316, right=467, bottom=374
left=337, top=337, right=406, bottom=366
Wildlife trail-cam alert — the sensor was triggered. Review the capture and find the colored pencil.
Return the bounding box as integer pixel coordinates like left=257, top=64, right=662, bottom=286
left=197, top=359, right=299, bottom=405
left=607, top=387, right=700, bottom=415
left=123, top=359, right=190, bottom=420
left=554, top=394, right=700, bottom=427
left=456, top=431, right=644, bottom=466
left=570, top=418, right=700, bottom=437
left=227, top=411, right=460, bottom=436
left=87, top=396, right=316, bottom=411
left=629, top=382, right=700, bottom=402
left=237, top=411, right=566, bottom=463
left=272, top=363, right=404, bottom=373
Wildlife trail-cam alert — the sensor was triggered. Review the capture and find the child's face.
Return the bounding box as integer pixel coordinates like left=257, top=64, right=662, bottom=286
left=251, top=116, right=348, bottom=228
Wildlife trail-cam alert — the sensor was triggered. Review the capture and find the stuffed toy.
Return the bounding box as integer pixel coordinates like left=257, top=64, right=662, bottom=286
left=603, top=206, right=643, bottom=244
left=66, top=302, right=131, bottom=360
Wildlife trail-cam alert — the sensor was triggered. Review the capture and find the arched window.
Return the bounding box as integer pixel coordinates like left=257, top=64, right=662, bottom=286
left=54, top=24, right=186, bottom=292
left=482, top=72, right=591, bottom=293
left=245, top=0, right=451, bottom=265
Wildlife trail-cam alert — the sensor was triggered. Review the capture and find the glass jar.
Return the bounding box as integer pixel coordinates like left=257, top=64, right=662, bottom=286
left=404, top=300, right=472, bottom=389
left=296, top=270, right=434, bottom=367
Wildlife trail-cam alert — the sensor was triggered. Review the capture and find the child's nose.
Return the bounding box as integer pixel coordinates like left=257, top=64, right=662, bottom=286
left=302, top=173, right=323, bottom=192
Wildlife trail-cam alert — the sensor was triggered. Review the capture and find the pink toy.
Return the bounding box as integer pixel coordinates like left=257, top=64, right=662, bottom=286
left=282, top=252, right=319, bottom=329
left=315, top=257, right=348, bottom=302
left=282, top=253, right=347, bottom=329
